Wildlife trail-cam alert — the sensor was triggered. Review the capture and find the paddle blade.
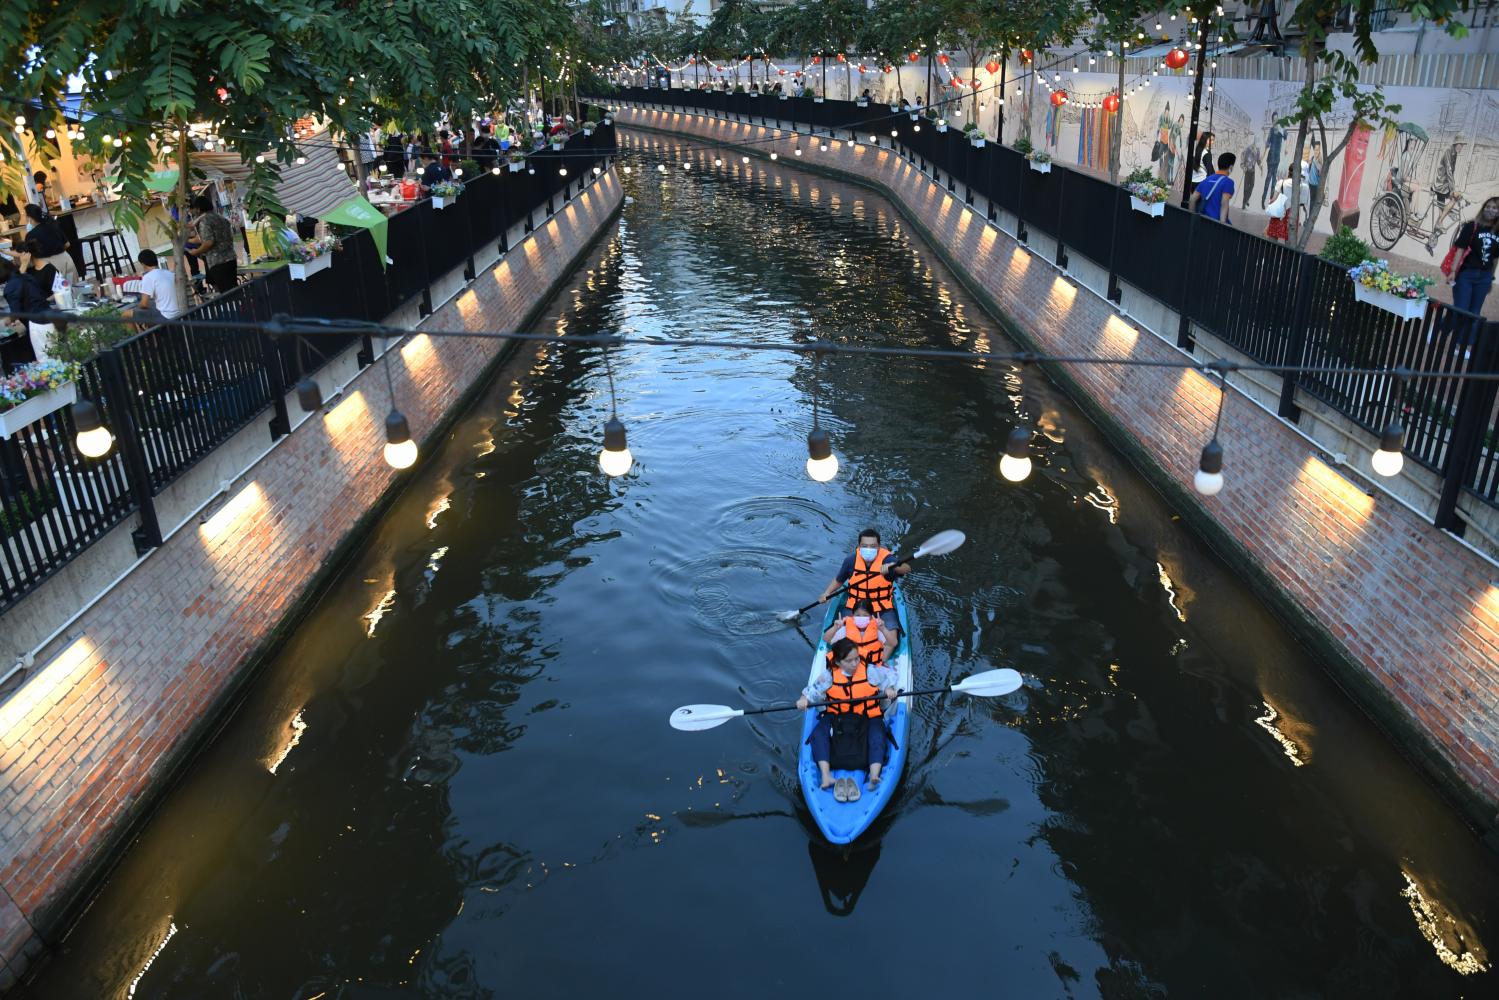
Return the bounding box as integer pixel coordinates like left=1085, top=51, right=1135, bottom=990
left=669, top=705, right=745, bottom=731
left=950, top=668, right=1024, bottom=698
left=776, top=609, right=801, bottom=622
left=911, top=529, right=966, bottom=559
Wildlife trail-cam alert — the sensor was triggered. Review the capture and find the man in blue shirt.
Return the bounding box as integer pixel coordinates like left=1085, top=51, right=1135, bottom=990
left=1191, top=153, right=1238, bottom=224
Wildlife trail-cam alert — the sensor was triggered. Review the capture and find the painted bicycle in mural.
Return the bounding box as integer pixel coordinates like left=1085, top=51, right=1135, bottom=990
left=1368, top=122, right=1469, bottom=253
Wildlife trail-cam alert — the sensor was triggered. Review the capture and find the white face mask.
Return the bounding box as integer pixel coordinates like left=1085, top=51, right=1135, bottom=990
left=852, top=615, right=871, bottom=628
left=858, top=546, right=877, bottom=562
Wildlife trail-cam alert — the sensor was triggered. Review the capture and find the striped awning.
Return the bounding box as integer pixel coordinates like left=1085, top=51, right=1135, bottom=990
left=190, top=127, right=357, bottom=219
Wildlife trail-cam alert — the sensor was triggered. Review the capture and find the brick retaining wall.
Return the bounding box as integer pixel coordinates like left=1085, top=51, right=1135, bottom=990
left=0, top=171, right=623, bottom=990
left=619, top=106, right=1499, bottom=837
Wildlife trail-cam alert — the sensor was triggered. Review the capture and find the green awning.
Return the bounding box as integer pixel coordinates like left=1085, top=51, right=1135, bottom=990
left=322, top=194, right=389, bottom=267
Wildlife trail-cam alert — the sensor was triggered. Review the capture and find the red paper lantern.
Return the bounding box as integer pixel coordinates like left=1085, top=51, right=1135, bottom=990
left=837, top=53, right=846, bottom=63
left=1165, top=47, right=1190, bottom=70
left=970, top=79, right=981, bottom=89
left=985, top=60, right=1000, bottom=74
left=778, top=68, right=787, bottom=76
left=937, top=53, right=950, bottom=65
left=1050, top=90, right=1067, bottom=107
left=1020, top=49, right=1033, bottom=63
left=1102, top=93, right=1120, bottom=113
left=909, top=52, right=920, bottom=62
left=950, top=77, right=964, bottom=88
left=811, top=56, right=821, bottom=65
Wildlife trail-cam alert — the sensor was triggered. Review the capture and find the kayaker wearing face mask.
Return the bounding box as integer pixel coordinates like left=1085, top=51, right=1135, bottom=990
left=816, top=529, right=911, bottom=644
left=823, top=598, right=896, bottom=665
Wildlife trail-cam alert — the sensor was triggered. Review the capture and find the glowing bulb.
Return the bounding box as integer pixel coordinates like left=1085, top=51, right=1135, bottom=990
left=1194, top=440, right=1224, bottom=496
left=1372, top=422, right=1405, bottom=476
left=795, top=148, right=802, bottom=156
left=72, top=401, right=113, bottom=458
left=559, top=167, right=567, bottom=175
left=384, top=411, right=418, bottom=469
left=806, top=428, right=838, bottom=482
left=112, top=138, right=123, bottom=147
left=623, top=165, right=632, bottom=173
left=599, top=417, right=632, bottom=476
left=12, top=116, right=22, bottom=126
left=492, top=165, right=502, bottom=175
left=593, top=166, right=602, bottom=175
left=657, top=163, right=666, bottom=173
left=742, top=155, right=750, bottom=163
left=1000, top=426, right=1032, bottom=483
left=770, top=151, right=778, bottom=160
left=453, top=167, right=463, bottom=177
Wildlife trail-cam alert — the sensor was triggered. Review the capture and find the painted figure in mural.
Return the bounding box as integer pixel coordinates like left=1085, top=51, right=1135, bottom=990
left=1152, top=105, right=1173, bottom=183
left=1329, top=124, right=1372, bottom=232
left=1262, top=123, right=1285, bottom=208
left=1241, top=140, right=1261, bottom=210
left=1427, top=140, right=1466, bottom=252
left=1305, top=139, right=1324, bottom=226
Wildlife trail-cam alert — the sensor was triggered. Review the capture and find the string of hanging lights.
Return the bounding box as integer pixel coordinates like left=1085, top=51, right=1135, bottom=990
left=13, top=305, right=1483, bottom=495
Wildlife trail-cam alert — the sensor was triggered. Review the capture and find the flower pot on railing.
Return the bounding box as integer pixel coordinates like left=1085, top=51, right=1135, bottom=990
left=508, top=160, right=524, bottom=172
left=583, top=126, right=595, bottom=136
left=551, top=140, right=564, bottom=151
left=909, top=112, right=918, bottom=121
left=1352, top=282, right=1428, bottom=321
left=779, top=93, right=789, bottom=100
left=856, top=99, right=869, bottom=107
left=889, top=103, right=900, bottom=112
left=936, top=122, right=948, bottom=133
left=0, top=379, right=76, bottom=439
left=1129, top=196, right=1165, bottom=217
left=813, top=96, right=825, bottom=103
left=1027, top=159, right=1051, bottom=174
left=289, top=252, right=333, bottom=281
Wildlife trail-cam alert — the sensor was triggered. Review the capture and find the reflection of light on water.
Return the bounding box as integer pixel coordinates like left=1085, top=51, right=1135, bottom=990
left=1157, top=563, right=1187, bottom=622
left=425, top=494, right=451, bottom=529
left=426, top=546, right=449, bottom=575
left=364, top=589, right=397, bottom=638
left=1253, top=702, right=1306, bottom=767
left=1084, top=484, right=1120, bottom=523
left=267, top=710, right=307, bottom=775
left=127, top=920, right=178, bottom=998
left=1400, top=871, right=1489, bottom=975
left=476, top=433, right=496, bottom=458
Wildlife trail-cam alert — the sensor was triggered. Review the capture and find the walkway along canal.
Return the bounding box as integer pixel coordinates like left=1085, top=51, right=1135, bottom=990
left=16, top=137, right=1497, bottom=998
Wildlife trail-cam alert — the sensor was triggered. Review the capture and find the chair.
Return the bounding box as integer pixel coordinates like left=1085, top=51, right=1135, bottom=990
left=79, top=234, right=116, bottom=282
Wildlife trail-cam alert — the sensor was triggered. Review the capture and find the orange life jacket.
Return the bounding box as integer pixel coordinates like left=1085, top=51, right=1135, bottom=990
left=846, top=547, right=894, bottom=613
left=823, top=659, right=884, bottom=718
left=834, top=615, right=884, bottom=668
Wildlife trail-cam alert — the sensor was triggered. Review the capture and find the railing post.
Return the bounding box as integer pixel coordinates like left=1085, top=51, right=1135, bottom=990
left=1054, top=167, right=1068, bottom=270
left=1434, top=316, right=1499, bottom=533
left=1276, top=252, right=1317, bottom=422
left=1177, top=212, right=1198, bottom=351
left=259, top=324, right=291, bottom=440
left=97, top=347, right=162, bottom=554
left=1106, top=187, right=1123, bottom=304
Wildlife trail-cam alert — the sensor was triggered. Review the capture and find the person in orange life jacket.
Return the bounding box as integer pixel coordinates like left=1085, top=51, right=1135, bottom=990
left=816, top=529, right=911, bottom=641
left=798, top=638, right=900, bottom=792
left=823, top=598, right=896, bottom=665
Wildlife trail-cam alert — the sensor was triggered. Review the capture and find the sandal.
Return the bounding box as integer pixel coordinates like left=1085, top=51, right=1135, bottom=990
left=846, top=778, right=861, bottom=802
left=833, top=778, right=850, bottom=803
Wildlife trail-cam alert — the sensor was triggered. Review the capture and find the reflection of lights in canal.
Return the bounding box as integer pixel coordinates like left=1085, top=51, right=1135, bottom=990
left=1400, top=871, right=1489, bottom=975
left=425, top=493, right=451, bottom=530
left=126, top=920, right=178, bottom=998
left=1156, top=563, right=1187, bottom=622
left=1084, top=484, right=1119, bottom=523
left=1252, top=702, right=1306, bottom=767
left=363, top=588, right=397, bottom=638
left=267, top=710, right=307, bottom=775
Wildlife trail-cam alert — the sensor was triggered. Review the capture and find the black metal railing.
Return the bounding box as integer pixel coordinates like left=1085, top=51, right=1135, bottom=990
left=611, top=85, right=1499, bottom=530
left=0, top=119, right=616, bottom=614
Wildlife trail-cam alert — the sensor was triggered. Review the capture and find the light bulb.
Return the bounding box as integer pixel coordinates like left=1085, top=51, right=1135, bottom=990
left=599, top=417, right=632, bottom=476
left=593, top=166, right=601, bottom=175
left=742, top=155, right=750, bottom=163
left=657, top=163, right=666, bottom=173
left=999, top=426, right=1032, bottom=482
left=384, top=410, right=418, bottom=469
left=559, top=167, right=567, bottom=175
left=769, top=152, right=778, bottom=160
left=795, top=148, right=802, bottom=155
left=492, top=166, right=502, bottom=174
left=453, top=167, right=463, bottom=176
left=1194, top=440, right=1224, bottom=496
left=1372, top=421, right=1405, bottom=476
left=71, top=400, right=114, bottom=457
left=623, top=165, right=632, bottom=173
left=806, top=428, right=839, bottom=482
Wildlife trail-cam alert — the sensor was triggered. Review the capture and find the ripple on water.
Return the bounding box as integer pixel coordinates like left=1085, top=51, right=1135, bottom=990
left=710, top=494, right=837, bottom=546
left=655, top=545, right=819, bottom=639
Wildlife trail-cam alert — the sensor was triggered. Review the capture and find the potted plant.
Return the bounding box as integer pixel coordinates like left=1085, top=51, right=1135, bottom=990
left=856, top=95, right=869, bottom=107
left=46, top=305, right=133, bottom=363
left=964, top=121, right=985, bottom=147
left=583, top=116, right=599, bottom=136
left=1321, top=225, right=1375, bottom=269
left=1348, top=259, right=1431, bottom=321
left=286, top=234, right=340, bottom=280
left=734, top=83, right=746, bottom=94
left=508, top=149, right=526, bottom=172
left=778, top=90, right=789, bottom=101
left=456, top=158, right=480, bottom=180
left=936, top=118, right=948, bottom=133
left=0, top=360, right=80, bottom=438
left=431, top=179, right=463, bottom=210
left=1027, top=148, right=1052, bottom=173
left=1123, top=167, right=1169, bottom=217
left=889, top=100, right=900, bottom=112
left=602, top=109, right=615, bottom=125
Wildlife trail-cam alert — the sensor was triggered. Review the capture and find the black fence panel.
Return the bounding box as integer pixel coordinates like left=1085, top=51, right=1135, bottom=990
left=1058, top=171, right=1118, bottom=268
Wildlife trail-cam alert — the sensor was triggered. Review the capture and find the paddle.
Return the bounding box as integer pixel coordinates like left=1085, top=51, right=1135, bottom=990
left=668, top=667, right=1023, bottom=732
left=776, top=529, right=966, bottom=622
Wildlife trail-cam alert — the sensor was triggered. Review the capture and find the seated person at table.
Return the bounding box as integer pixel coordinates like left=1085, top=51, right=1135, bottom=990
left=418, top=151, right=452, bottom=194
left=127, top=250, right=182, bottom=329
left=823, top=598, right=896, bottom=665
left=0, top=255, right=56, bottom=361
left=18, top=239, right=60, bottom=299
left=797, top=638, right=900, bottom=797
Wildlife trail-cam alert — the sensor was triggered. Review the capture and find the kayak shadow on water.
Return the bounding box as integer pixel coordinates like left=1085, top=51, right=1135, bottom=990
left=808, top=838, right=883, bottom=916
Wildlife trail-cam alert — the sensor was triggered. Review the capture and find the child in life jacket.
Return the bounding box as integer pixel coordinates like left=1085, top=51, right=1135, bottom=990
left=822, top=598, right=896, bottom=664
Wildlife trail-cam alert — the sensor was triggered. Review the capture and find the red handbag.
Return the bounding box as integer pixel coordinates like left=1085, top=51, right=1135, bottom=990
left=1441, top=243, right=1471, bottom=278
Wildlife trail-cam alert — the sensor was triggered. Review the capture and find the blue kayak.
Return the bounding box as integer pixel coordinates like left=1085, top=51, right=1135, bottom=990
left=797, top=584, right=912, bottom=844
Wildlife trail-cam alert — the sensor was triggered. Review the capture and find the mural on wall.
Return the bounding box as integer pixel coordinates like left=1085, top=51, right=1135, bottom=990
left=641, top=56, right=1495, bottom=260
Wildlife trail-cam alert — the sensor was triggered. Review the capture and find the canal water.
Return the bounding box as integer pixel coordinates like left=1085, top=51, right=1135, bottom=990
left=20, top=134, right=1497, bottom=999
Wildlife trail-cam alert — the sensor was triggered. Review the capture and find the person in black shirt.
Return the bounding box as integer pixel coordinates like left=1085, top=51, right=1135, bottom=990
left=0, top=255, right=54, bottom=361
left=22, top=204, right=79, bottom=282
left=1450, top=196, right=1499, bottom=319
left=418, top=151, right=452, bottom=193
left=19, top=239, right=59, bottom=299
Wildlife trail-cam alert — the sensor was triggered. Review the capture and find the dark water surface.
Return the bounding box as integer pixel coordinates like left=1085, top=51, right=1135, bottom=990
left=21, top=133, right=1497, bottom=999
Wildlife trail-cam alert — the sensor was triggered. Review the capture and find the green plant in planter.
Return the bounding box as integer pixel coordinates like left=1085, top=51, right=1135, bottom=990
left=46, top=305, right=133, bottom=363
left=734, top=84, right=745, bottom=93
left=457, top=158, right=481, bottom=179
left=1013, top=137, right=1033, bottom=155
left=963, top=121, right=980, bottom=134
left=1321, top=225, right=1375, bottom=268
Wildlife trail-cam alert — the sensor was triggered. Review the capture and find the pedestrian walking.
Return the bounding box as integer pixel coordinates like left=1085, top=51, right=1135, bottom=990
left=1241, top=141, right=1261, bottom=210
left=1191, top=153, right=1238, bottom=224
left=1261, top=124, right=1284, bottom=209
left=1445, top=197, right=1499, bottom=317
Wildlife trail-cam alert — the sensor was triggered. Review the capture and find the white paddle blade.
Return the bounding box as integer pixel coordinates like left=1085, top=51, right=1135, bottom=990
left=911, top=529, right=966, bottom=559
left=669, top=705, right=746, bottom=732
left=776, top=609, right=801, bottom=622
left=951, top=668, right=1024, bottom=698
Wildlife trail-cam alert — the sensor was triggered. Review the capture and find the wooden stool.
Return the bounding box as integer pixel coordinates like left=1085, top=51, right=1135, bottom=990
left=78, top=234, right=116, bottom=282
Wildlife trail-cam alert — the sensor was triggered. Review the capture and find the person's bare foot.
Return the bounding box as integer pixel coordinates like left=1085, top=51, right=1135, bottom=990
left=820, top=773, right=835, bottom=790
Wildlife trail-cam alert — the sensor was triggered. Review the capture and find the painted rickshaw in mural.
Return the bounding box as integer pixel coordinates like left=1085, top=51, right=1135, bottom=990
left=1368, top=122, right=1469, bottom=252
